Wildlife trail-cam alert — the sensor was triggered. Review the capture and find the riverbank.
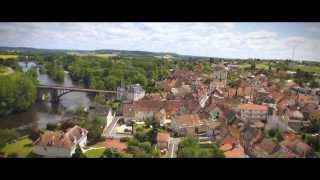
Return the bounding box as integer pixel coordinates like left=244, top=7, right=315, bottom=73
left=0, top=61, right=93, bottom=129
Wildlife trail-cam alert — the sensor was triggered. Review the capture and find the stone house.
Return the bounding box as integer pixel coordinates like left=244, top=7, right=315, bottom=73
left=171, top=114, right=201, bottom=136
left=117, top=83, right=145, bottom=102
left=123, top=100, right=164, bottom=122
left=33, top=126, right=88, bottom=157
left=239, top=103, right=268, bottom=122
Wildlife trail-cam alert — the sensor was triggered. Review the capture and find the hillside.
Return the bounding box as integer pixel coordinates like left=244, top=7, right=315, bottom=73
left=0, top=46, right=211, bottom=60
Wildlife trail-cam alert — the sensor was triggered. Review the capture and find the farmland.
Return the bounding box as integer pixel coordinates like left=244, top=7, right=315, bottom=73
left=0, top=55, right=18, bottom=59
left=288, top=64, right=320, bottom=74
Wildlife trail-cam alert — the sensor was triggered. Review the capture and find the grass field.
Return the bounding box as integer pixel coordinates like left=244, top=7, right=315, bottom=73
left=1, top=137, right=33, bottom=157
left=239, top=63, right=269, bottom=70
left=0, top=67, right=14, bottom=75
left=84, top=148, right=106, bottom=158
left=288, top=64, right=320, bottom=74
left=256, top=63, right=269, bottom=70
left=93, top=53, right=117, bottom=58
left=0, top=55, right=18, bottom=59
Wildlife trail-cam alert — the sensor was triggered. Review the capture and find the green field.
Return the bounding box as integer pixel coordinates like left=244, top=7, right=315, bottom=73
left=239, top=63, right=269, bottom=70
left=93, top=53, right=117, bottom=58
left=1, top=137, right=33, bottom=157
left=288, top=64, right=320, bottom=74
left=238, top=63, right=251, bottom=69
left=256, top=63, right=269, bottom=70
left=0, top=55, right=18, bottom=59
left=0, top=67, right=14, bottom=75
left=84, top=148, right=106, bottom=158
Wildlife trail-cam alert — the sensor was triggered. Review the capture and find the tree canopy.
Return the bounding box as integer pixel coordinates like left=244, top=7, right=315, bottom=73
left=177, top=135, right=225, bottom=158
left=0, top=72, right=37, bottom=115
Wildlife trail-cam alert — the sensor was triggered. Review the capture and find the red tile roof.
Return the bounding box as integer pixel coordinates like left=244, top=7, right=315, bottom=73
left=173, top=114, right=201, bottom=127
left=95, top=139, right=127, bottom=152
left=239, top=104, right=268, bottom=111
left=157, top=132, right=170, bottom=143
left=34, top=126, right=87, bottom=150
left=224, top=147, right=246, bottom=158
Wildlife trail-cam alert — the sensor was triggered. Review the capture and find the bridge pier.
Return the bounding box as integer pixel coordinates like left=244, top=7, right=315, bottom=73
left=51, top=89, right=60, bottom=104
left=36, top=89, right=45, bottom=102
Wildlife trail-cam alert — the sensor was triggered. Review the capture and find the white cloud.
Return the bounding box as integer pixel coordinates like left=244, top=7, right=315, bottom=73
left=306, top=26, right=320, bottom=33
left=0, top=23, right=319, bottom=60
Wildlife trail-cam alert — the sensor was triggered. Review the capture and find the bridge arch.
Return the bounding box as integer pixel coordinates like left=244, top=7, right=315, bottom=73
left=37, top=85, right=117, bottom=103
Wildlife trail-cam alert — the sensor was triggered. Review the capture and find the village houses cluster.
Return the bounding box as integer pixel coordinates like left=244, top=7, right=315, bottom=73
left=32, top=61, right=320, bottom=158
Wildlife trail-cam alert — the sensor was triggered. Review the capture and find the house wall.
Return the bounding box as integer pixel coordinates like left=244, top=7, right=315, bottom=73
left=127, top=91, right=145, bottom=101
left=78, top=136, right=87, bottom=147
left=213, top=70, right=228, bottom=82
left=171, top=121, right=197, bottom=136
left=33, top=145, right=75, bottom=158
left=241, top=110, right=267, bottom=121
left=134, top=111, right=154, bottom=121
left=265, top=115, right=288, bottom=132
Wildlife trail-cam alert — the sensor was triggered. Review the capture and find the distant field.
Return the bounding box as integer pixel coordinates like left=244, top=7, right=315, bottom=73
left=0, top=54, right=18, bottom=59
left=68, top=52, right=117, bottom=58
left=238, top=63, right=251, bottom=69
left=288, top=64, right=320, bottom=74
left=94, top=53, right=117, bottom=58
left=256, top=63, right=269, bottom=70
left=239, top=63, right=269, bottom=70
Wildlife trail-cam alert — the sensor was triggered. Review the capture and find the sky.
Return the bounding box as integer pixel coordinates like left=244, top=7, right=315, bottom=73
left=0, top=22, right=320, bottom=61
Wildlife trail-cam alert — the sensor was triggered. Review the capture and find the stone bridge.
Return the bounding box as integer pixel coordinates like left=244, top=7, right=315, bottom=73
left=37, top=85, right=117, bottom=103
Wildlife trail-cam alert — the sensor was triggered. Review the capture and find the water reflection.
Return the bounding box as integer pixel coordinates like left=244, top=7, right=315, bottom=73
left=0, top=61, right=92, bottom=129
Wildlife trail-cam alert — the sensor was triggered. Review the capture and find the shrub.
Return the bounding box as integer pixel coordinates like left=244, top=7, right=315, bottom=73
left=46, top=123, right=58, bottom=131
left=60, top=121, right=75, bottom=131
left=28, top=129, right=42, bottom=141
left=0, top=129, right=20, bottom=148
left=7, top=152, right=19, bottom=158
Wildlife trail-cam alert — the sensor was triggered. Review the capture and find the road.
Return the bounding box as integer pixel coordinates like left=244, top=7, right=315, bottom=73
left=102, top=116, right=120, bottom=138
left=38, top=85, right=117, bottom=94
left=167, top=137, right=181, bottom=158
left=102, top=116, right=133, bottom=138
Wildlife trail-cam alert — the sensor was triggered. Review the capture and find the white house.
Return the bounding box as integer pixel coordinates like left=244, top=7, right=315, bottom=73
left=117, top=84, right=145, bottom=101
left=106, top=108, right=115, bottom=128
left=33, top=126, right=88, bottom=158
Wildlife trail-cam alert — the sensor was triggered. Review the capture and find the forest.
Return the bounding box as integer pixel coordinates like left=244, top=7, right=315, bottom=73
left=36, top=55, right=175, bottom=92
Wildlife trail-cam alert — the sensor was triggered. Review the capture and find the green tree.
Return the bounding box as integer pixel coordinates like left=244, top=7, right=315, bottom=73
left=0, top=72, right=37, bottom=115
left=72, top=145, right=86, bottom=158
left=177, top=135, right=225, bottom=158
left=0, top=129, right=20, bottom=148
left=100, top=148, right=124, bottom=158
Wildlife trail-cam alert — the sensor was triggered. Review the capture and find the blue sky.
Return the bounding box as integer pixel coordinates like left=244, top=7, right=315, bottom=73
left=0, top=23, right=320, bottom=61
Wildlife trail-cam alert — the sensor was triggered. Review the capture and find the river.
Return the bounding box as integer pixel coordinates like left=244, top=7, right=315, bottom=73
left=0, top=62, right=92, bottom=129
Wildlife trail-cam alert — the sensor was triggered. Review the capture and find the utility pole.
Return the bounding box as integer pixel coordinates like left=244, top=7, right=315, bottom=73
left=291, top=44, right=299, bottom=61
